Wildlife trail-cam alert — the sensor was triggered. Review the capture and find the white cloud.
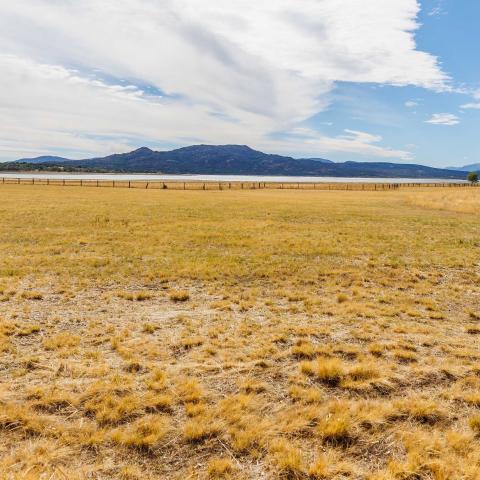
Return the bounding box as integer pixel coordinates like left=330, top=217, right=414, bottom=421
left=0, top=0, right=449, bottom=161
left=405, top=101, right=418, bottom=108
left=281, top=128, right=412, bottom=160
left=460, top=103, right=480, bottom=110
left=425, top=113, right=460, bottom=126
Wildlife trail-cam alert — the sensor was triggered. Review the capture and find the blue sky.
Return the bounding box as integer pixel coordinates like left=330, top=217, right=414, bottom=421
left=0, top=0, right=478, bottom=167
left=306, top=0, right=480, bottom=166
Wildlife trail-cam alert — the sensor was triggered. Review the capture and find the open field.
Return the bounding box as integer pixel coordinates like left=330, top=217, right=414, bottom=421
left=407, top=189, right=480, bottom=214
left=0, top=185, right=479, bottom=479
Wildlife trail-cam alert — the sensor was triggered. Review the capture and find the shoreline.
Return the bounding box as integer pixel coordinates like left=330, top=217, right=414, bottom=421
left=0, top=171, right=469, bottom=184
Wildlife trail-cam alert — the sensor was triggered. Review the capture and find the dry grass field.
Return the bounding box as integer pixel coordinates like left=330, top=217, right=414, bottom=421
left=407, top=188, right=480, bottom=214
left=0, top=184, right=479, bottom=479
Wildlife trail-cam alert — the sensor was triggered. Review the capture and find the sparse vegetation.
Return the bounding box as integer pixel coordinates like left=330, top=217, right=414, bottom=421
left=0, top=184, right=479, bottom=478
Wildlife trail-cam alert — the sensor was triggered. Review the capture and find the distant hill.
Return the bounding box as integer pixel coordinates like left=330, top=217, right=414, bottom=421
left=10, top=144, right=467, bottom=179
left=446, top=162, right=480, bottom=172
left=303, top=158, right=334, bottom=164
left=15, top=155, right=71, bottom=164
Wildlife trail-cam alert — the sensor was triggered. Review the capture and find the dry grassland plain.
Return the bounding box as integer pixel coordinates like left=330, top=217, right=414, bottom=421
left=0, top=185, right=479, bottom=480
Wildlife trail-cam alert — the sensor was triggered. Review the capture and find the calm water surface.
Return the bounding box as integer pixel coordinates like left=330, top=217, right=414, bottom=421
left=0, top=173, right=466, bottom=184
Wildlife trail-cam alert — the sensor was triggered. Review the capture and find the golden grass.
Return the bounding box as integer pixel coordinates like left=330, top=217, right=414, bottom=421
left=0, top=185, right=479, bottom=478
left=407, top=187, right=480, bottom=213
left=169, top=290, right=190, bottom=302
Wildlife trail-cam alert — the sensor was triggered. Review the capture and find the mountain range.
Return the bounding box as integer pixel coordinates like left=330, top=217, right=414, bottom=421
left=9, top=144, right=472, bottom=179
left=15, top=155, right=72, bottom=164
left=446, top=162, right=480, bottom=172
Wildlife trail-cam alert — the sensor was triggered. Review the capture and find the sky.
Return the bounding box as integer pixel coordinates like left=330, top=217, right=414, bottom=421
left=0, top=0, right=478, bottom=167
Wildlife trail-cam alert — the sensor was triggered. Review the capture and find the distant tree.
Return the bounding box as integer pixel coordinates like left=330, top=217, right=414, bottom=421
left=467, top=171, right=479, bottom=184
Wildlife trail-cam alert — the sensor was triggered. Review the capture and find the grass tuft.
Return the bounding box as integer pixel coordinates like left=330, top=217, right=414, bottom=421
left=301, top=358, right=345, bottom=386
left=169, top=290, right=190, bottom=302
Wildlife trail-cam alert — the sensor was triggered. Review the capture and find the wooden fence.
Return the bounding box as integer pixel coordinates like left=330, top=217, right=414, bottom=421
left=0, top=177, right=475, bottom=191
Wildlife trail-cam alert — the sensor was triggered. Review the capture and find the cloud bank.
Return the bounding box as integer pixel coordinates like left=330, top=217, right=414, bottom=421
left=0, top=0, right=448, bottom=161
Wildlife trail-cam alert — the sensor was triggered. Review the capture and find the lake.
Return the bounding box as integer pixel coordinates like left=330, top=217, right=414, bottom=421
left=0, top=173, right=467, bottom=184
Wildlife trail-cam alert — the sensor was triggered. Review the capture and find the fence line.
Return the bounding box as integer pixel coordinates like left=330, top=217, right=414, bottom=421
left=0, top=177, right=476, bottom=191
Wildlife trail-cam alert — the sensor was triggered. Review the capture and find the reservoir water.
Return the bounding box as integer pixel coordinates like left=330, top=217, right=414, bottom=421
left=0, top=173, right=466, bottom=184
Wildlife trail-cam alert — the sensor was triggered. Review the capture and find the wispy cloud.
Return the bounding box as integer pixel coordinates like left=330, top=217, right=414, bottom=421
left=428, top=0, right=447, bottom=17
left=279, top=128, right=413, bottom=161
left=405, top=101, right=418, bottom=108
left=425, top=113, right=460, bottom=125
left=458, top=89, right=480, bottom=111
left=0, top=0, right=449, bottom=161
left=460, top=103, right=480, bottom=110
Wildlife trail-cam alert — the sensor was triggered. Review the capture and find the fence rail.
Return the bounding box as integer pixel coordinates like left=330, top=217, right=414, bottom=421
left=0, top=177, right=476, bottom=191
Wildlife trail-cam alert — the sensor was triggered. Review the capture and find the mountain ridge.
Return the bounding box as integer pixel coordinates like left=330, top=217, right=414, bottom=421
left=446, top=162, right=480, bottom=172
left=10, top=144, right=467, bottom=179
left=15, top=155, right=72, bottom=164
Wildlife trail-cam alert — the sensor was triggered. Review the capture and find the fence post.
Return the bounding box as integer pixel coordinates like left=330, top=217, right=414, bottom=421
left=63, top=179, right=65, bottom=186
